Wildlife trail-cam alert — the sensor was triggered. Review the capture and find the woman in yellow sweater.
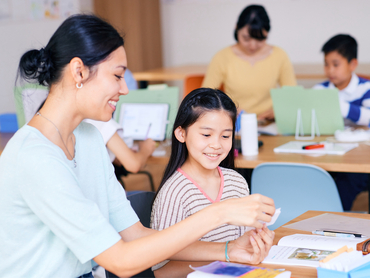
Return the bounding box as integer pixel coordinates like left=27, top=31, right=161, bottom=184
left=202, top=5, right=296, bottom=121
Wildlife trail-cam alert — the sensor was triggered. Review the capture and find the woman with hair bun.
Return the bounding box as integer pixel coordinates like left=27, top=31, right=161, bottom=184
left=0, top=14, right=275, bottom=278
left=203, top=5, right=296, bottom=121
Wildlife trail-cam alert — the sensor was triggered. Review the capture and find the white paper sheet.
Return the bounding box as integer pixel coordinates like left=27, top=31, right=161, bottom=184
left=283, top=213, right=370, bottom=238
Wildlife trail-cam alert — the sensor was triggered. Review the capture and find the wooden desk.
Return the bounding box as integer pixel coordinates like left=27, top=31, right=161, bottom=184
left=132, top=64, right=326, bottom=82
left=154, top=210, right=370, bottom=278
left=149, top=135, right=370, bottom=174
left=235, top=136, right=370, bottom=173
left=149, top=135, right=370, bottom=212
left=133, top=65, right=208, bottom=82
left=133, top=64, right=370, bottom=83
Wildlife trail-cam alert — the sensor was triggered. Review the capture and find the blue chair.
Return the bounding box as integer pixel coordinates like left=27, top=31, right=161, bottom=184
left=126, top=191, right=155, bottom=228
left=105, top=191, right=156, bottom=278
left=251, top=162, right=343, bottom=230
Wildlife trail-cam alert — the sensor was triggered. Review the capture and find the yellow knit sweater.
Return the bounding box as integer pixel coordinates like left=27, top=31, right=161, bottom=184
left=202, top=46, right=296, bottom=115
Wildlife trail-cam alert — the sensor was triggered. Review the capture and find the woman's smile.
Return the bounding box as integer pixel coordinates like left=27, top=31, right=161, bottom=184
left=108, top=100, right=118, bottom=111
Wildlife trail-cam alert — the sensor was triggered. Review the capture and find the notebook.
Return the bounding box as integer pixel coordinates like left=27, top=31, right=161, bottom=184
left=118, top=103, right=169, bottom=141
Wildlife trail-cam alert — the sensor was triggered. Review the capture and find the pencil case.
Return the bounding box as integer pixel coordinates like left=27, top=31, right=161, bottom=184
left=317, top=260, right=370, bottom=278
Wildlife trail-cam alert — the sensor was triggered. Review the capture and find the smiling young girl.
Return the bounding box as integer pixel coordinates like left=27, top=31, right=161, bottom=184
left=151, top=88, right=273, bottom=269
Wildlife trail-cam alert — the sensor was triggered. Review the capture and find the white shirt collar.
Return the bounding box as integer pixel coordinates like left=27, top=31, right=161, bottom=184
left=328, top=73, right=358, bottom=94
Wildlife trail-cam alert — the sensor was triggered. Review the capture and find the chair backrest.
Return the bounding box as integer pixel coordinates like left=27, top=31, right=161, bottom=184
left=251, top=162, right=343, bottom=230
left=114, top=85, right=179, bottom=139
left=357, top=74, right=370, bottom=80
left=14, top=84, right=48, bottom=128
left=106, top=192, right=156, bottom=278
left=183, top=74, right=205, bottom=98
left=127, top=191, right=155, bottom=228
left=183, top=74, right=225, bottom=98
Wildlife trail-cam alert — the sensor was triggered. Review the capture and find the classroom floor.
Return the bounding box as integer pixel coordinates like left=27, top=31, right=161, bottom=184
left=122, top=164, right=369, bottom=213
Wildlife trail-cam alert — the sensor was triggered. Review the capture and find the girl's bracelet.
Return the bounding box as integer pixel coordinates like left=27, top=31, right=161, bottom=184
left=225, top=241, right=230, bottom=262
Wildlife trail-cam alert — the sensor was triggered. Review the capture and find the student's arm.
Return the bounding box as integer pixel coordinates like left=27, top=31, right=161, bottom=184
left=118, top=221, right=273, bottom=264
left=94, top=194, right=275, bottom=277
left=106, top=132, right=156, bottom=173
left=341, top=99, right=370, bottom=126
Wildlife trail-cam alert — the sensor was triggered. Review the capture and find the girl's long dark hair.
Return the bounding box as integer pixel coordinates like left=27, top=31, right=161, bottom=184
left=154, top=88, right=237, bottom=199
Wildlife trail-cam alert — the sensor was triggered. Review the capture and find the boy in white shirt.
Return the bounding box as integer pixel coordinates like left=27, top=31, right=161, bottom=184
left=314, top=34, right=369, bottom=211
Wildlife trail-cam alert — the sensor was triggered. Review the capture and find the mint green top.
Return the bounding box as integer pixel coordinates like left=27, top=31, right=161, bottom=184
left=0, top=122, right=139, bottom=277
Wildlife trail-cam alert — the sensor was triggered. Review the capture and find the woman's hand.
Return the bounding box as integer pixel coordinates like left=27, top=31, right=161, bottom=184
left=218, top=194, right=275, bottom=229
left=228, top=224, right=275, bottom=264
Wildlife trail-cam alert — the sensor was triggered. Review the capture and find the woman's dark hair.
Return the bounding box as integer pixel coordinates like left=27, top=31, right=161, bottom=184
left=234, top=5, right=270, bottom=41
left=155, top=88, right=237, bottom=200
left=17, top=14, right=124, bottom=87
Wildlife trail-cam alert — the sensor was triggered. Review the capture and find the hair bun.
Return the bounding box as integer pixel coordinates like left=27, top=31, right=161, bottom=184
left=37, top=48, right=53, bottom=86
left=18, top=48, right=54, bottom=86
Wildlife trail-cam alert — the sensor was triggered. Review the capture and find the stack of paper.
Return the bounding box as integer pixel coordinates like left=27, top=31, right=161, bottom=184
left=273, top=141, right=358, bottom=155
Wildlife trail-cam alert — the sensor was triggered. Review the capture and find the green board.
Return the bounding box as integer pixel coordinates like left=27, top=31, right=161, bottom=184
left=271, top=86, right=344, bottom=135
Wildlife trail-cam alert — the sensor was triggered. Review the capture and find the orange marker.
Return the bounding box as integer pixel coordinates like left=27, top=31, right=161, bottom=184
left=302, top=144, right=325, bottom=150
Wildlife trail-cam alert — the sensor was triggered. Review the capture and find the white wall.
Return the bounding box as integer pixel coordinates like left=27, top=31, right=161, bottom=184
left=160, top=0, right=370, bottom=67
left=2, top=0, right=370, bottom=114
left=0, top=0, right=93, bottom=115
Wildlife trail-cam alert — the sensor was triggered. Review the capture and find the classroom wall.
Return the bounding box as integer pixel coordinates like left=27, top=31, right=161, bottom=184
left=160, top=0, right=370, bottom=67
left=0, top=0, right=93, bottom=115
left=2, top=0, right=370, bottom=114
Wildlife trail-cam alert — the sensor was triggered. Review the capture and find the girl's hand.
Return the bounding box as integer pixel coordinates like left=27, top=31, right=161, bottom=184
left=218, top=194, right=275, bottom=229
left=228, top=224, right=275, bottom=264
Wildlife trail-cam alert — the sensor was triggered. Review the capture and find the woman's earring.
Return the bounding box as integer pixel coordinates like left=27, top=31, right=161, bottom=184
left=76, top=83, right=83, bottom=89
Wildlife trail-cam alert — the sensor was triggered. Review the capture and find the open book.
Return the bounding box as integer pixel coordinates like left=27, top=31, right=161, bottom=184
left=262, top=234, right=365, bottom=267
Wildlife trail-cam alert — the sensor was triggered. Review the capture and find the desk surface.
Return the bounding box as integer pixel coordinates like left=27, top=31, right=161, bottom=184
left=154, top=210, right=370, bottom=278
left=149, top=135, right=370, bottom=173
left=132, top=64, right=370, bottom=82
left=132, top=64, right=326, bottom=81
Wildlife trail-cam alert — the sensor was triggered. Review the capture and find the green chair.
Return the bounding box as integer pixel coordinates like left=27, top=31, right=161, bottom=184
left=14, top=84, right=48, bottom=128
left=251, top=162, right=343, bottom=230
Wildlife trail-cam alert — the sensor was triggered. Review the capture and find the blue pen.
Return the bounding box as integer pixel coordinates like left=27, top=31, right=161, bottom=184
left=312, top=230, right=356, bottom=238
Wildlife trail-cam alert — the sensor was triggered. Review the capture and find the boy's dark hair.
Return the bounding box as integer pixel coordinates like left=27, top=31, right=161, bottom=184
left=234, top=5, right=270, bottom=41
left=322, top=34, right=357, bottom=62
left=154, top=88, right=237, bottom=201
